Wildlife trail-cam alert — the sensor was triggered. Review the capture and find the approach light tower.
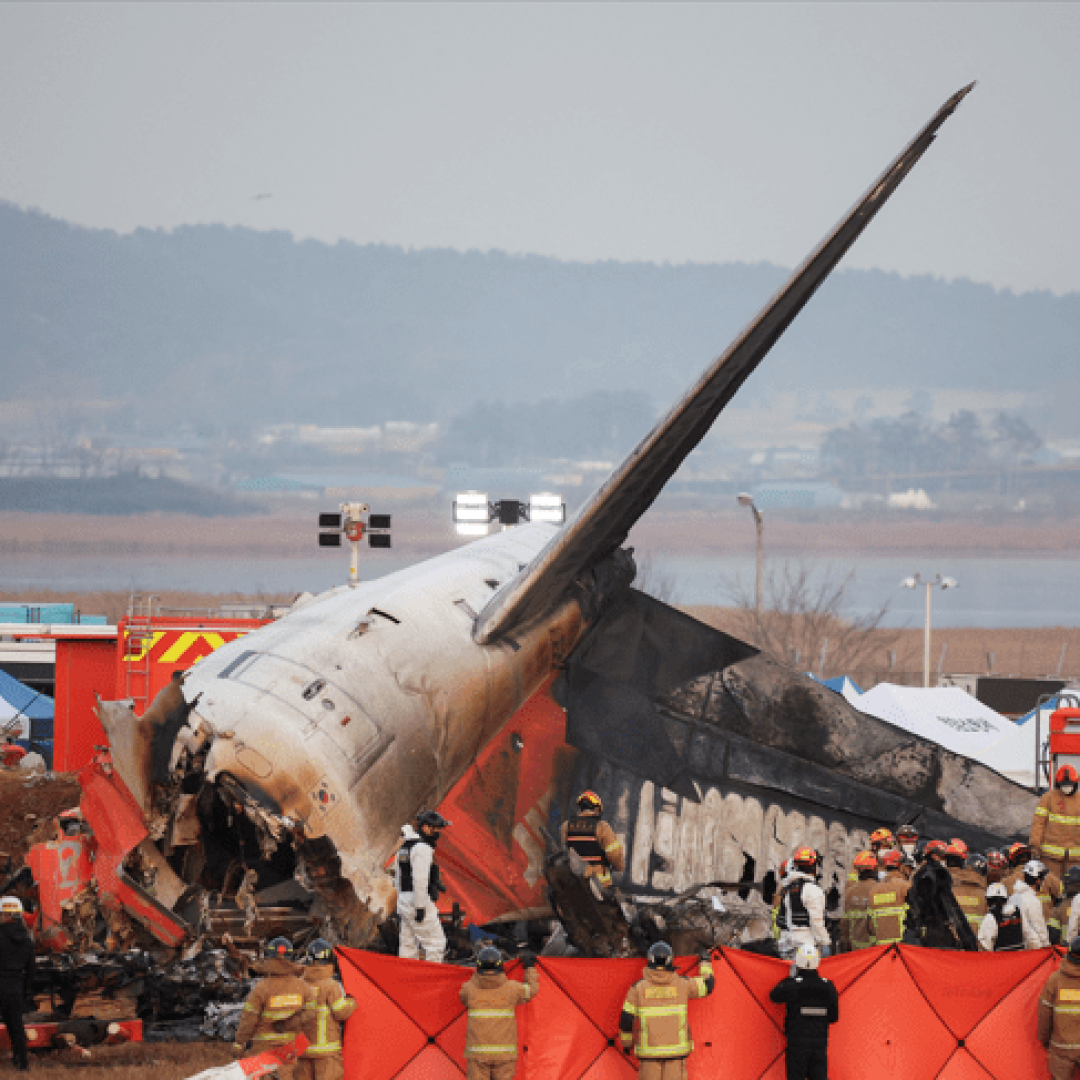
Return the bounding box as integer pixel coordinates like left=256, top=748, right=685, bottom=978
left=451, top=491, right=565, bottom=537
left=318, top=503, right=392, bottom=586
left=902, top=573, right=958, bottom=688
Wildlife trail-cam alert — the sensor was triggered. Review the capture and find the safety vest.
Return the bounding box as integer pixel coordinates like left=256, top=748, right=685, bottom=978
left=1032, top=789, right=1080, bottom=862
left=778, top=880, right=810, bottom=931
left=991, top=906, right=1025, bottom=951
left=564, top=816, right=622, bottom=887
left=869, top=876, right=908, bottom=945
left=396, top=838, right=441, bottom=902
left=459, top=967, right=539, bottom=1063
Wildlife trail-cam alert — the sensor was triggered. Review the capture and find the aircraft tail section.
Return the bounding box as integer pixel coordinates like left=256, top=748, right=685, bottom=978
left=475, top=84, right=974, bottom=646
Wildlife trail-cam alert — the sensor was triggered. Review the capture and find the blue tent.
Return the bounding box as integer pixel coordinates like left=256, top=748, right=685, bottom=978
left=0, top=669, right=54, bottom=766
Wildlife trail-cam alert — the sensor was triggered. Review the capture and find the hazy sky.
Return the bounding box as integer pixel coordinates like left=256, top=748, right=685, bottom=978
left=2, top=3, right=1078, bottom=295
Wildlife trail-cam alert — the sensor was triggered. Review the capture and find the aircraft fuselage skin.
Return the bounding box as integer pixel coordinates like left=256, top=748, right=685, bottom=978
left=180, top=521, right=583, bottom=918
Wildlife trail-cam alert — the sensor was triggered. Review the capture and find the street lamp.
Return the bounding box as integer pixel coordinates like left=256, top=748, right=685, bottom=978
left=902, top=573, right=958, bottom=688
left=737, top=492, right=764, bottom=617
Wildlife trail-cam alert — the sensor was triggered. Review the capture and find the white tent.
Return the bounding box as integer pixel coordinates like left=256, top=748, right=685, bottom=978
left=855, top=684, right=1016, bottom=760
left=971, top=720, right=1043, bottom=789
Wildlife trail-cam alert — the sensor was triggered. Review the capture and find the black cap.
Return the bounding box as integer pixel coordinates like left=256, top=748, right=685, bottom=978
left=417, top=810, right=450, bottom=830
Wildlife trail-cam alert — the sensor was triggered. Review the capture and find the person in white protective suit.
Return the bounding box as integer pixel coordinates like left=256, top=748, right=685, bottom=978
left=776, top=847, right=831, bottom=961
left=394, top=810, right=450, bottom=963
left=1011, top=859, right=1052, bottom=950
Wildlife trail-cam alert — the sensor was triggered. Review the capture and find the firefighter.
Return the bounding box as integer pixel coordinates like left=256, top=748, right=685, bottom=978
left=1033, top=765, right=1080, bottom=882
left=459, top=946, right=539, bottom=1080
left=869, top=850, right=908, bottom=947
left=295, top=939, right=355, bottom=1080
left=944, top=841, right=986, bottom=938
left=896, top=824, right=919, bottom=861
left=395, top=810, right=450, bottom=964
left=776, top=848, right=830, bottom=960
left=1039, top=935, right=1080, bottom=1080
left=1006, top=840, right=1063, bottom=917
left=560, top=791, right=625, bottom=894
left=904, top=840, right=976, bottom=950
left=771, top=859, right=792, bottom=943
left=870, top=828, right=895, bottom=857
left=978, top=883, right=1024, bottom=952
left=986, top=849, right=1008, bottom=885
left=232, top=937, right=312, bottom=1069
left=1010, top=859, right=1051, bottom=949
left=0, top=896, right=33, bottom=1072
left=619, top=941, right=714, bottom=1079
left=839, top=851, right=878, bottom=952
left=768, top=942, right=839, bottom=1080
left=1049, top=867, right=1080, bottom=946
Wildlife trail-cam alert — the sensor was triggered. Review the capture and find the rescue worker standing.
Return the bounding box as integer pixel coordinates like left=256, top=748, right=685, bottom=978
left=0, top=896, right=33, bottom=1071
left=619, top=942, right=714, bottom=1079
left=459, top=946, right=538, bottom=1080
left=1032, top=765, right=1080, bottom=883
left=395, top=810, right=450, bottom=964
left=944, top=841, right=987, bottom=938
left=978, top=883, right=1024, bottom=952
left=296, top=939, right=355, bottom=1080
left=1012, top=859, right=1052, bottom=950
left=561, top=791, right=625, bottom=895
left=896, top=824, right=920, bottom=862
left=840, top=852, right=878, bottom=952
left=776, top=848, right=830, bottom=960
left=232, top=937, right=312, bottom=1069
left=1050, top=866, right=1080, bottom=945
left=1039, top=935, right=1080, bottom=1079
left=769, top=942, right=839, bottom=1080
left=870, top=851, right=909, bottom=947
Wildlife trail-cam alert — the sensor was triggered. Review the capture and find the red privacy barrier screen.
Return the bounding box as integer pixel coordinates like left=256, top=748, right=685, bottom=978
left=338, top=944, right=1062, bottom=1080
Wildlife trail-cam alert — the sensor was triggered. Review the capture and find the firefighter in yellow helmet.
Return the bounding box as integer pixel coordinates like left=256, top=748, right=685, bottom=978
left=1032, top=765, right=1080, bottom=886
left=619, top=942, right=715, bottom=1080
left=295, top=939, right=355, bottom=1080
left=232, top=938, right=313, bottom=1073
left=840, top=851, right=878, bottom=952
left=560, top=791, right=625, bottom=894
left=459, top=946, right=539, bottom=1080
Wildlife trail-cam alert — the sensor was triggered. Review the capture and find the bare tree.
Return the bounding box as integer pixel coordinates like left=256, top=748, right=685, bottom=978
left=720, top=560, right=901, bottom=679
left=634, top=554, right=680, bottom=604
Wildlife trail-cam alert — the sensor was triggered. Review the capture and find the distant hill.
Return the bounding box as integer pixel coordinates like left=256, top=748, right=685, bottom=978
left=2, top=201, right=1077, bottom=434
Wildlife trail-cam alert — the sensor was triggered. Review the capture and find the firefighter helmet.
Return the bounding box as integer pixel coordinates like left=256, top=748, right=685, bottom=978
left=986, top=849, right=1008, bottom=871
left=879, top=849, right=903, bottom=870
left=1024, top=859, right=1048, bottom=880
left=854, top=850, right=879, bottom=872
left=1007, top=842, right=1031, bottom=866
left=897, top=824, right=919, bottom=840
left=476, top=946, right=504, bottom=972
left=577, top=790, right=603, bottom=814
left=0, top=896, right=23, bottom=916
left=647, top=941, right=675, bottom=970
left=986, top=883, right=1008, bottom=901
left=870, top=828, right=895, bottom=848
left=307, top=938, right=334, bottom=963
left=795, top=942, right=820, bottom=970
left=949, top=838, right=969, bottom=857
left=967, top=853, right=988, bottom=876
left=943, top=842, right=966, bottom=862
left=266, top=937, right=294, bottom=959
left=792, top=847, right=819, bottom=871
left=417, top=810, right=450, bottom=830
left=924, top=840, right=949, bottom=859
left=1070, top=937, right=1080, bottom=962
left=1066, top=866, right=1080, bottom=888
left=1057, top=764, right=1080, bottom=787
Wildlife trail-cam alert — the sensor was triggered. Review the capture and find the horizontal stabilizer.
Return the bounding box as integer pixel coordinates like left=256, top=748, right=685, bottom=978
left=475, top=84, right=974, bottom=645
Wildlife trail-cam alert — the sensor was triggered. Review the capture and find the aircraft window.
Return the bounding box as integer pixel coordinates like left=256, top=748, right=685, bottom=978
left=302, top=679, right=327, bottom=701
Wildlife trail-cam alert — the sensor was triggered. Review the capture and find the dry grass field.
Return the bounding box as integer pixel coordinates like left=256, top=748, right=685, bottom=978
left=0, top=1040, right=234, bottom=1078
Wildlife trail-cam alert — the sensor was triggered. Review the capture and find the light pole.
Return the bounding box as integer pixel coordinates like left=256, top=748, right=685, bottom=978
left=737, top=492, right=763, bottom=617
left=902, top=574, right=958, bottom=687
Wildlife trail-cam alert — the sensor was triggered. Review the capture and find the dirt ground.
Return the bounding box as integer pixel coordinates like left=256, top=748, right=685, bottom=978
left=0, top=1039, right=234, bottom=1078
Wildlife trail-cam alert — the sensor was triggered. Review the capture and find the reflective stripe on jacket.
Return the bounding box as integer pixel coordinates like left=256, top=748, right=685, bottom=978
left=951, top=868, right=988, bottom=932
left=840, top=879, right=877, bottom=951
left=1040, top=956, right=1080, bottom=1056
left=619, top=963, right=713, bottom=1059
left=458, top=966, right=539, bottom=1062
left=561, top=816, right=625, bottom=887
left=869, top=874, right=908, bottom=945
left=299, top=963, right=355, bottom=1058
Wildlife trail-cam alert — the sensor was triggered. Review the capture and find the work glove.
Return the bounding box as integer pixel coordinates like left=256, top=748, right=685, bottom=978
left=520, top=951, right=537, bottom=969
left=415, top=908, right=426, bottom=923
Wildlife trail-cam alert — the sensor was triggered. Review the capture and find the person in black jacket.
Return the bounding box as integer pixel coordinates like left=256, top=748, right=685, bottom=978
left=769, top=941, right=839, bottom=1080
left=0, top=895, right=34, bottom=1071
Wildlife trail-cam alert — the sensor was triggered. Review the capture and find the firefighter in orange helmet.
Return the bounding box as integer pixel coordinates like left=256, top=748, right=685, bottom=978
left=870, top=850, right=909, bottom=947
left=561, top=791, right=625, bottom=894
left=986, top=849, right=1008, bottom=885
left=1006, top=839, right=1063, bottom=917
left=840, top=852, right=878, bottom=952
left=944, top=842, right=986, bottom=938
left=776, top=848, right=830, bottom=959
left=619, top=941, right=714, bottom=1079
left=1032, top=765, right=1080, bottom=883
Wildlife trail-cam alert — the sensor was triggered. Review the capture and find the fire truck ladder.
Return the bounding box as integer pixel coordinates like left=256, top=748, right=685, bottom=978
left=124, top=593, right=157, bottom=715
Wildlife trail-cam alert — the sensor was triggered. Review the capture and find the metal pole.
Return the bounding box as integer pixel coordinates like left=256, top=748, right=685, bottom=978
left=923, top=581, right=932, bottom=688
left=349, top=539, right=359, bottom=587
left=754, top=507, right=763, bottom=618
